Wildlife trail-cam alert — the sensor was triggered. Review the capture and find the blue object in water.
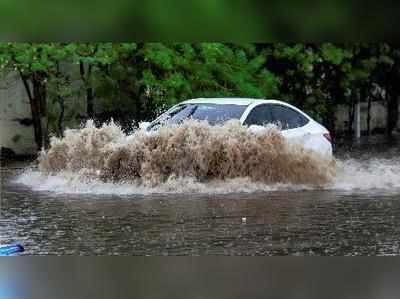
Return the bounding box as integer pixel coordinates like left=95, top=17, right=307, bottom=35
left=0, top=244, right=24, bottom=256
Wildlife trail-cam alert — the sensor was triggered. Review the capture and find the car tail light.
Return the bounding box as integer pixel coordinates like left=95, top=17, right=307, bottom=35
left=323, top=132, right=332, bottom=143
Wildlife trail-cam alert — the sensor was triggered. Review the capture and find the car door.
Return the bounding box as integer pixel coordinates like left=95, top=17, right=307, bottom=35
left=268, top=104, right=310, bottom=142
left=242, top=104, right=274, bottom=130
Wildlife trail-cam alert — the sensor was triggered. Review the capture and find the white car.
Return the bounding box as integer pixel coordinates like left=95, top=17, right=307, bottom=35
left=141, top=98, right=333, bottom=157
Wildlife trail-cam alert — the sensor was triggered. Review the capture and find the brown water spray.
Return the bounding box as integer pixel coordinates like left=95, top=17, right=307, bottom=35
left=38, top=120, right=335, bottom=187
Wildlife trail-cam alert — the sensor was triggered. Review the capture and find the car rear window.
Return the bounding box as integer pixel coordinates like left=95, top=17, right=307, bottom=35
left=244, top=104, right=309, bottom=129
left=269, top=105, right=309, bottom=129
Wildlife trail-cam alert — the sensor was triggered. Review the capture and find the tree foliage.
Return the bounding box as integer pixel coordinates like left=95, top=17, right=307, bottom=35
left=1, top=43, right=400, bottom=150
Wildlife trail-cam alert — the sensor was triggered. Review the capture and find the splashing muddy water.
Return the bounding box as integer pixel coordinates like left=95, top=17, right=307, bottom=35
left=6, top=125, right=400, bottom=256
left=14, top=120, right=400, bottom=195
left=20, top=120, right=335, bottom=193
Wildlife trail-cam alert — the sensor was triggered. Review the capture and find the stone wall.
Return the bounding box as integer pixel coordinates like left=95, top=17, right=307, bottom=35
left=0, top=72, right=36, bottom=156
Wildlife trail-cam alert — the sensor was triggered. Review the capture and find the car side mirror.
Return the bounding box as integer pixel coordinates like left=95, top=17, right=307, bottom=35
left=139, top=122, right=151, bottom=130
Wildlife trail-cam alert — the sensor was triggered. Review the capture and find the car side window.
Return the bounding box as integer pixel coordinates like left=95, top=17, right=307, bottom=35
left=243, top=104, right=273, bottom=126
left=269, top=104, right=309, bottom=129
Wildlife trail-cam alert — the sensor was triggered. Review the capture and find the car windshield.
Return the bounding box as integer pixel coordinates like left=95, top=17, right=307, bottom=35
left=148, top=103, right=248, bottom=130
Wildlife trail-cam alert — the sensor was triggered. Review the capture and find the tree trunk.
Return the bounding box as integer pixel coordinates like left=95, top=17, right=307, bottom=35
left=367, top=94, right=371, bottom=135
left=325, top=99, right=336, bottom=139
left=86, top=87, right=94, bottom=118
left=348, top=95, right=355, bottom=137
left=354, top=101, right=361, bottom=140
left=32, top=74, right=49, bottom=148
left=385, top=57, right=400, bottom=137
left=55, top=62, right=65, bottom=137
left=86, top=65, right=94, bottom=118
left=386, top=90, right=399, bottom=137
left=58, top=97, right=65, bottom=137
left=19, top=72, right=43, bottom=151
left=80, top=61, right=95, bottom=119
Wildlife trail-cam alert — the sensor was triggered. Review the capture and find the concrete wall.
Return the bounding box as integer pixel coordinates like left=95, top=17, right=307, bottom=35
left=335, top=102, right=387, bottom=134
left=0, top=72, right=36, bottom=156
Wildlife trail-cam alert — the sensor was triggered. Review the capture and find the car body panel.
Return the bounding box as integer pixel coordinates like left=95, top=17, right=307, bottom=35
left=147, top=98, right=333, bottom=157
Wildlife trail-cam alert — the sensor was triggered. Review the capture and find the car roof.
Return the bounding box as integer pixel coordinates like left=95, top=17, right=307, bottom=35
left=181, top=98, right=289, bottom=106
left=180, top=97, right=313, bottom=121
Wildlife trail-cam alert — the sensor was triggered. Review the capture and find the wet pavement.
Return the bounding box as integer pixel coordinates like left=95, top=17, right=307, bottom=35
left=2, top=156, right=400, bottom=256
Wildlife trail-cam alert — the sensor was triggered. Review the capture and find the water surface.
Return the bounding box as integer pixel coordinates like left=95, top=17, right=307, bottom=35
left=2, top=157, right=400, bottom=255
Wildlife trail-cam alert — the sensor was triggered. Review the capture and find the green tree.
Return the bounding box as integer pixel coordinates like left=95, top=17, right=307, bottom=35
left=68, top=43, right=137, bottom=119
left=2, top=42, right=400, bottom=149
left=367, top=44, right=400, bottom=136
left=139, top=43, right=280, bottom=106
left=0, top=43, right=71, bottom=149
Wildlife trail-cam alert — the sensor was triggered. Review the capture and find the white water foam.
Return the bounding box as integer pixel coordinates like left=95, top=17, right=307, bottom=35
left=329, top=158, right=400, bottom=191
left=14, top=168, right=306, bottom=195
left=14, top=157, right=400, bottom=195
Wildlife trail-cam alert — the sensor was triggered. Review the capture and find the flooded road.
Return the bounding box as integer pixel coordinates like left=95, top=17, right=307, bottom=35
left=2, top=154, right=400, bottom=256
